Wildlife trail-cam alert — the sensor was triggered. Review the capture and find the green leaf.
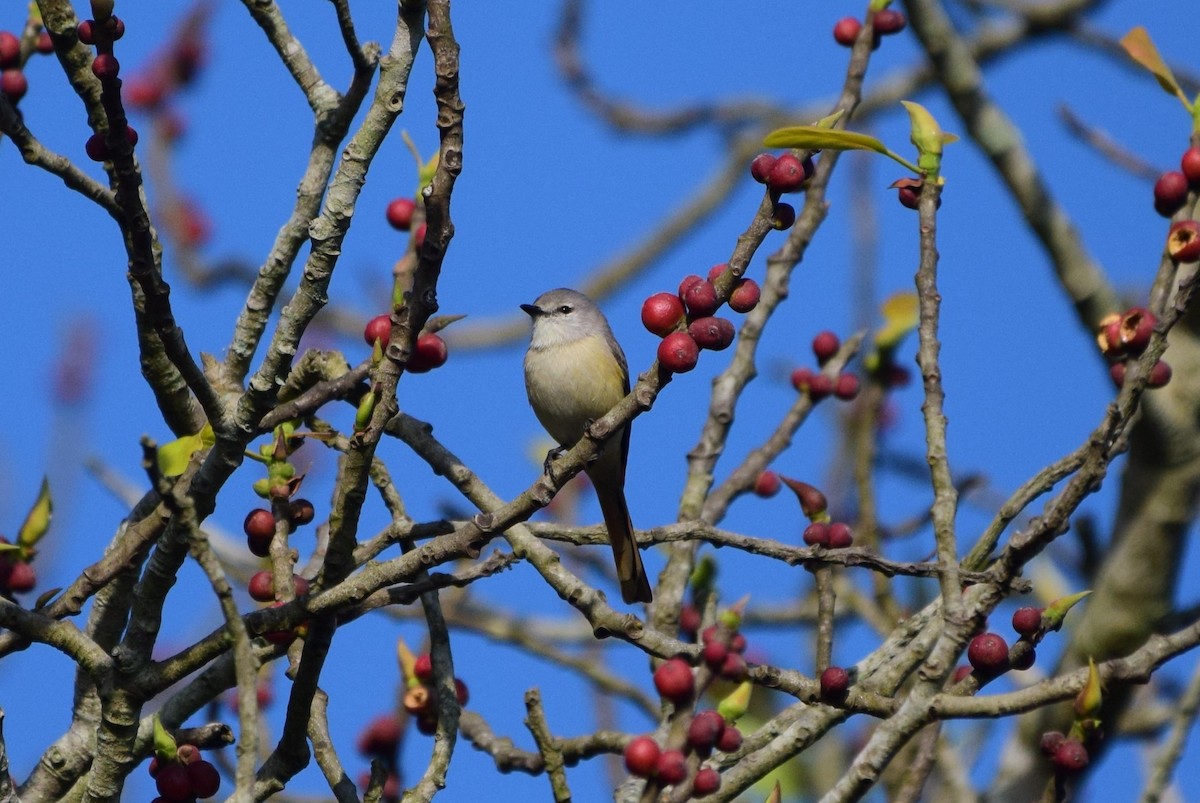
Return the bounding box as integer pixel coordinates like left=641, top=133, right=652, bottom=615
left=1120, top=27, right=1191, bottom=109
left=764, top=126, right=889, bottom=155
left=157, top=423, right=215, bottom=477
left=17, top=477, right=52, bottom=550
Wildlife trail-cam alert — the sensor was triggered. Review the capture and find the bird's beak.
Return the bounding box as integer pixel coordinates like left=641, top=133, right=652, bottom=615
left=520, top=303, right=541, bottom=318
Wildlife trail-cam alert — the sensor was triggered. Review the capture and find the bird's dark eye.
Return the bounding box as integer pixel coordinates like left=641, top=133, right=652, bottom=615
left=558, top=305, right=573, bottom=314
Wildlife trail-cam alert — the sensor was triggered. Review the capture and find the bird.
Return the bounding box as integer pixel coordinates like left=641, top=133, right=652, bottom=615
left=521, top=288, right=653, bottom=604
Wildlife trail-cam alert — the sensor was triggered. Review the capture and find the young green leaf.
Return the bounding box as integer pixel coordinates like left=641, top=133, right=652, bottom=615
left=1120, top=27, right=1191, bottom=109
left=17, top=477, right=52, bottom=550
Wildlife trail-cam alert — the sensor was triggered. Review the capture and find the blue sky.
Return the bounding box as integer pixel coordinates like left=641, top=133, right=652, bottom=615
left=2, top=1, right=1199, bottom=800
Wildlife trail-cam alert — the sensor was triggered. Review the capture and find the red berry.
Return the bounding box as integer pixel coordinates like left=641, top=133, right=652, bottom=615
left=415, top=715, right=437, bottom=735
left=176, top=744, right=200, bottom=766
left=357, top=714, right=403, bottom=756
left=1154, top=171, right=1189, bottom=217
left=807, top=373, right=833, bottom=400
left=623, top=735, right=660, bottom=778
left=728, top=278, right=761, bottom=313
left=454, top=677, right=469, bottom=706
left=897, top=185, right=920, bottom=209
left=1039, top=730, right=1066, bottom=758
left=834, top=373, right=860, bottom=401
left=76, top=20, right=96, bottom=45
left=687, top=710, right=726, bottom=752
left=288, top=498, right=315, bottom=526
left=767, top=154, right=807, bottom=193
left=679, top=604, right=701, bottom=638
left=0, top=32, right=18, bottom=68
left=819, top=665, right=850, bottom=700
left=677, top=274, right=704, bottom=302
left=707, top=263, right=727, bottom=282
left=413, top=652, right=433, bottom=680
left=873, top=9, right=907, bottom=34
left=693, top=766, right=721, bottom=796
left=1149, top=360, right=1172, bottom=388
left=1097, top=314, right=1123, bottom=357
left=753, top=470, right=781, bottom=498
left=826, top=522, right=853, bottom=548
left=812, top=330, right=840, bottom=364
left=655, top=749, right=688, bottom=785
left=106, top=17, right=126, bottom=42
left=407, top=332, right=448, bottom=373
left=187, top=759, right=220, bottom=798
left=641, top=292, right=686, bottom=336
left=790, top=367, right=813, bottom=392
left=1119, top=307, right=1156, bottom=355
left=750, top=153, right=777, bottom=183
left=91, top=53, right=119, bottom=80
left=967, top=632, right=1010, bottom=674
left=4, top=560, right=34, bottom=592
left=716, top=723, right=742, bottom=753
left=248, top=570, right=275, bottom=602
left=688, top=317, right=735, bottom=351
left=1052, top=739, right=1089, bottom=774
left=413, top=222, right=427, bottom=248
left=803, top=522, right=829, bottom=546
left=243, top=508, right=275, bottom=540
left=719, top=652, right=747, bottom=681
left=1109, top=361, right=1127, bottom=389
left=952, top=665, right=973, bottom=684
left=1011, top=606, right=1042, bottom=638
left=700, top=625, right=719, bottom=645
left=35, top=31, right=53, bottom=54
left=126, top=77, right=166, bottom=108
left=386, top=197, right=416, bottom=230
left=1182, top=147, right=1200, bottom=186
left=363, top=313, right=391, bottom=347
left=292, top=575, right=309, bottom=596
left=1011, top=645, right=1036, bottom=670
left=1168, top=220, right=1200, bottom=262
left=155, top=763, right=192, bottom=801
left=653, top=656, right=695, bottom=704
left=771, top=202, right=796, bottom=230
left=701, top=640, right=728, bottom=668
left=729, top=632, right=747, bottom=653
left=657, top=332, right=700, bottom=373
left=833, top=17, right=862, bottom=46
left=683, top=279, right=720, bottom=317
left=1, top=69, right=28, bottom=102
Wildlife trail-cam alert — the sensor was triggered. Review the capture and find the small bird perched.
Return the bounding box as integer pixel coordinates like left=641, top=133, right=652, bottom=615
left=522, top=288, right=653, bottom=604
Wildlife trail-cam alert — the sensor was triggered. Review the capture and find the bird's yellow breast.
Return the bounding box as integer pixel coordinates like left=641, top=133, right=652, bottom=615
left=525, top=335, right=627, bottom=448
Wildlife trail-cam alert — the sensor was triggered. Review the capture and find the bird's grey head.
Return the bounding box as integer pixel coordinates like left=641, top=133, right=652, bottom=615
left=521, top=288, right=614, bottom=349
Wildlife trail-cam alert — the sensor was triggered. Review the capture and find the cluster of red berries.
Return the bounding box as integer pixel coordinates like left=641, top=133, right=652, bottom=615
left=960, top=606, right=1046, bottom=680
left=385, top=196, right=428, bottom=248
left=0, top=28, right=51, bottom=105
left=642, top=265, right=761, bottom=374
left=1152, top=147, right=1200, bottom=218
left=1039, top=730, right=1090, bottom=776
left=749, top=152, right=814, bottom=229
left=248, top=570, right=310, bottom=603
left=149, top=744, right=221, bottom=802
left=242, top=498, right=315, bottom=558
left=356, top=714, right=403, bottom=802
left=403, top=652, right=470, bottom=735
left=363, top=315, right=448, bottom=373
left=832, top=9, right=907, bottom=48
left=0, top=537, right=36, bottom=596
left=623, top=715, right=732, bottom=796
left=790, top=330, right=860, bottom=402
left=1097, top=307, right=1170, bottom=390
left=124, top=12, right=206, bottom=111
left=802, top=520, right=854, bottom=549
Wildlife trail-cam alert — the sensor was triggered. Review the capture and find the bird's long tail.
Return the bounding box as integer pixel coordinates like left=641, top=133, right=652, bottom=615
left=593, top=474, right=653, bottom=604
